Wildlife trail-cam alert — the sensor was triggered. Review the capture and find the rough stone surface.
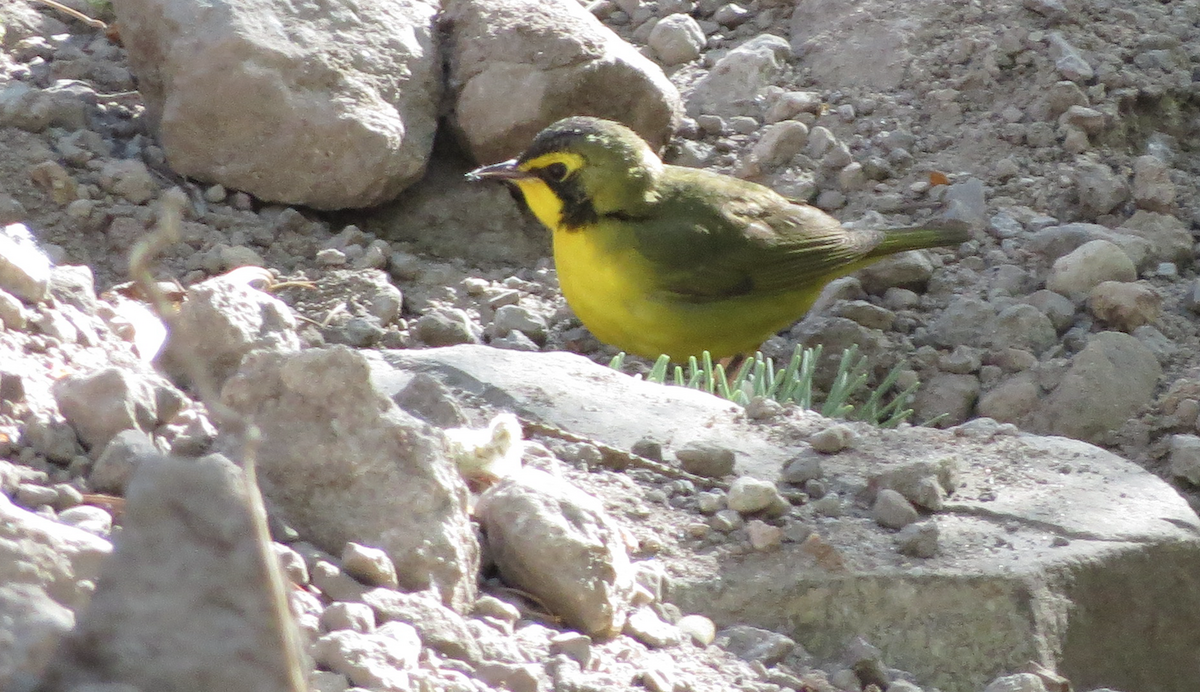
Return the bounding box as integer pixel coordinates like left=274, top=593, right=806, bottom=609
left=377, top=346, right=793, bottom=479
left=111, top=0, right=441, bottom=209
left=0, top=223, right=52, bottom=303
left=1088, top=281, right=1161, bottom=333
left=37, top=453, right=307, bottom=692
left=1046, top=240, right=1137, bottom=300
left=159, top=273, right=300, bottom=390
left=475, top=468, right=637, bottom=638
left=672, top=431, right=1200, bottom=692
left=89, top=429, right=161, bottom=495
left=361, top=588, right=481, bottom=663
left=446, top=0, right=681, bottom=163
left=221, top=346, right=479, bottom=611
left=687, top=35, right=791, bottom=117
left=52, top=367, right=162, bottom=450
left=1030, top=332, right=1161, bottom=443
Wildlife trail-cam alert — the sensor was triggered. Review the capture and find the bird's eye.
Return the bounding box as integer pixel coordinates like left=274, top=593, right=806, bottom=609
left=543, top=162, right=569, bottom=182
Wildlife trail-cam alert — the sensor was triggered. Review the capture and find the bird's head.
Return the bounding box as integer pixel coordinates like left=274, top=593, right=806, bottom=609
left=467, top=116, right=664, bottom=231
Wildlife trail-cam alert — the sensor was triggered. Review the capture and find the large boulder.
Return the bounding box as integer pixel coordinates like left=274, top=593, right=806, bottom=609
left=111, top=0, right=441, bottom=209
left=445, top=0, right=682, bottom=164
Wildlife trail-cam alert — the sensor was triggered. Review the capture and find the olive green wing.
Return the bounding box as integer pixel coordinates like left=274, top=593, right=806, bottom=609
left=631, top=169, right=882, bottom=303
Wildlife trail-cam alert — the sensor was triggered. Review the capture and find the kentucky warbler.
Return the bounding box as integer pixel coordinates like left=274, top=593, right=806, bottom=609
left=468, top=116, right=968, bottom=362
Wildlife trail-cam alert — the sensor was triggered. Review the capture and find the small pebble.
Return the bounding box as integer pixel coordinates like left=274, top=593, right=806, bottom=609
left=809, top=424, right=855, bottom=453
left=873, top=489, right=919, bottom=530
left=675, top=442, right=736, bottom=478
left=896, top=521, right=940, bottom=558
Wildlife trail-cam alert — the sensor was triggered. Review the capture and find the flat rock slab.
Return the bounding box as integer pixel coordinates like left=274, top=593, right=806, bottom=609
left=374, top=346, right=1200, bottom=692
left=372, top=346, right=793, bottom=479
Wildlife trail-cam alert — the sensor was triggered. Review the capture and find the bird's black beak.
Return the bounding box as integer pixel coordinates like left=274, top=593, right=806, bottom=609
left=465, top=159, right=530, bottom=182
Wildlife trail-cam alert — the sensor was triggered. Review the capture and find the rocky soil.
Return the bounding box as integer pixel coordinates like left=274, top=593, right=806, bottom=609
left=1, top=0, right=1200, bottom=691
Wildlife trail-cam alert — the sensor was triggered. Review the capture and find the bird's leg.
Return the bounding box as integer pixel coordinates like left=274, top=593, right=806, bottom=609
left=719, top=353, right=747, bottom=372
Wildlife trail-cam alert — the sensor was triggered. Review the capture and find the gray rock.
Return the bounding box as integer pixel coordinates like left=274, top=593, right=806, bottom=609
left=0, top=288, right=26, bottom=330
left=1074, top=160, right=1128, bottom=217
left=764, top=91, right=822, bottom=123
left=0, top=223, right=52, bottom=304
left=1031, top=331, right=1161, bottom=443
left=52, top=368, right=162, bottom=450
left=1026, top=222, right=1106, bottom=261
left=624, top=606, right=683, bottom=648
left=990, top=304, right=1057, bottom=355
left=1047, top=32, right=1093, bottom=82
left=726, top=476, right=783, bottom=514
left=981, top=673, right=1048, bottom=692
left=361, top=588, right=481, bottom=663
left=159, top=272, right=300, bottom=389
left=341, top=543, right=399, bottom=590
left=714, top=625, right=797, bottom=665
left=0, top=583, right=75, bottom=692
left=221, top=347, right=479, bottom=611
left=112, top=0, right=440, bottom=209
left=352, top=349, right=1195, bottom=692
left=809, top=423, right=856, bottom=453
left=855, top=250, right=936, bottom=295
left=0, top=488, right=111, bottom=611
left=1088, top=281, right=1161, bottom=332
left=647, top=13, right=704, bottom=65
left=1132, top=154, right=1175, bottom=212
left=1046, top=240, right=1136, bottom=300
left=97, top=159, right=157, bottom=205
left=548, top=631, right=592, bottom=668
left=977, top=373, right=1040, bottom=424
left=492, top=304, right=548, bottom=344
left=475, top=468, right=636, bottom=637
left=1022, top=290, right=1076, bottom=333
left=15, top=483, right=57, bottom=510
left=895, top=520, right=939, bottom=558
left=873, top=488, right=919, bottom=529
left=870, top=458, right=957, bottom=511
left=942, top=178, right=987, bottom=228
left=687, top=34, right=791, bottom=117
left=56, top=506, right=113, bottom=538
left=312, top=624, right=420, bottom=691
left=675, top=441, right=736, bottom=478
left=1059, top=105, right=1107, bottom=136
left=676, top=614, right=716, bottom=645
left=741, top=120, right=808, bottom=175
left=927, top=297, right=996, bottom=349
left=89, top=429, right=158, bottom=494
left=1117, top=211, right=1192, bottom=267
left=391, top=372, right=468, bottom=428
left=781, top=453, right=823, bottom=484
left=311, top=560, right=368, bottom=603
left=1169, top=434, right=1200, bottom=486
left=446, top=0, right=680, bottom=164
left=415, top=308, right=481, bottom=346
left=37, top=454, right=307, bottom=692
left=273, top=543, right=309, bottom=586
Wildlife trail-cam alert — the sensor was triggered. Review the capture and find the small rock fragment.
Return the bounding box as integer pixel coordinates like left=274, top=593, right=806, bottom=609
left=896, top=521, right=939, bottom=558
left=873, top=489, right=919, bottom=530
left=342, top=543, right=400, bottom=590
left=675, top=442, right=736, bottom=477
left=726, top=476, right=782, bottom=514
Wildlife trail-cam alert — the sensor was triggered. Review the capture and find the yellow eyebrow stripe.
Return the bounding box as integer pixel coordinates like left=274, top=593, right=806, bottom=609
left=519, top=151, right=585, bottom=175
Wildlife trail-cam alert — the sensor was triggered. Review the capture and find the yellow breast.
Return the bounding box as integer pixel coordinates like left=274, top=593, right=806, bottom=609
left=512, top=177, right=821, bottom=361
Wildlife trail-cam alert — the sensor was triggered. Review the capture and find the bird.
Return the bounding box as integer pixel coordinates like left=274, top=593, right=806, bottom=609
left=467, top=116, right=968, bottom=362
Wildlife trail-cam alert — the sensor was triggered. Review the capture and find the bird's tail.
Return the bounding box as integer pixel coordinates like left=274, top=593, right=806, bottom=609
left=866, top=220, right=971, bottom=258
